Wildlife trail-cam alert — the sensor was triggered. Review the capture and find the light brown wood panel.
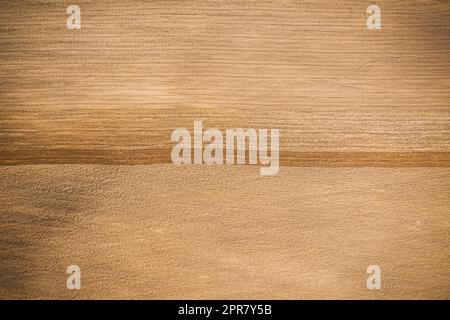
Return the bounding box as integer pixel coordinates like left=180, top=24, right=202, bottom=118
left=0, top=0, right=449, bottom=165
left=0, top=165, right=449, bottom=299
left=0, top=0, right=449, bottom=300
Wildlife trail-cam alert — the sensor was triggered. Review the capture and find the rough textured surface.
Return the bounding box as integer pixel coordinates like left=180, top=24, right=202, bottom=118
left=1, top=165, right=449, bottom=299
left=0, top=0, right=449, bottom=299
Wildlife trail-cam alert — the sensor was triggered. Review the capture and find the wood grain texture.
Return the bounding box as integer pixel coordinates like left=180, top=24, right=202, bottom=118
left=1, top=165, right=449, bottom=299
left=0, top=0, right=449, bottom=166
left=0, top=0, right=449, bottom=299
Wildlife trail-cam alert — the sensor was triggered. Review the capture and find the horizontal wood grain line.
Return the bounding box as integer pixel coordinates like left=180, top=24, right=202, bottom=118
left=1, top=150, right=449, bottom=167
left=0, top=0, right=449, bottom=166
left=0, top=0, right=449, bottom=300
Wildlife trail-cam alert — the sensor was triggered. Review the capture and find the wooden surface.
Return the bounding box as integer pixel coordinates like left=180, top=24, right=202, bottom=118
left=1, top=165, right=449, bottom=299
left=0, top=0, right=449, bottom=299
